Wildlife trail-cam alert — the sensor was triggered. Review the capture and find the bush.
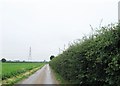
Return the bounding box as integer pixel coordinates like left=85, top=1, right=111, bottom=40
left=49, top=23, right=120, bottom=85
left=50, top=55, right=55, bottom=60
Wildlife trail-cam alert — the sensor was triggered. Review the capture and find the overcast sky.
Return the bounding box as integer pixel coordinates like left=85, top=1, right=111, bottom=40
left=0, top=0, right=119, bottom=61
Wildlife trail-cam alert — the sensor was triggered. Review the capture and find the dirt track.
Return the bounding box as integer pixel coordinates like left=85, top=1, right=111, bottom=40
left=17, top=64, right=59, bottom=84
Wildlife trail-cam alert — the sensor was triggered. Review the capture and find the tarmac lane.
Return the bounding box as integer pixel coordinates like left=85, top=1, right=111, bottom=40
left=15, top=64, right=59, bottom=86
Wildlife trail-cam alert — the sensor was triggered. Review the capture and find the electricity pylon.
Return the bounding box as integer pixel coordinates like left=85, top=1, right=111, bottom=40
left=28, top=46, right=32, bottom=61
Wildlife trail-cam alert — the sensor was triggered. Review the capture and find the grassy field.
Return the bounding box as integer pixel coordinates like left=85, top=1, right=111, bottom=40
left=2, top=62, right=46, bottom=80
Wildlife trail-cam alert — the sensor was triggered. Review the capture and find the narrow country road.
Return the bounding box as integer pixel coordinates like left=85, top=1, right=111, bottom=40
left=16, top=64, right=59, bottom=85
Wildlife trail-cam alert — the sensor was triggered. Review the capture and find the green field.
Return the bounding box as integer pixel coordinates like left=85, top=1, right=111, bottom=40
left=2, top=62, right=46, bottom=80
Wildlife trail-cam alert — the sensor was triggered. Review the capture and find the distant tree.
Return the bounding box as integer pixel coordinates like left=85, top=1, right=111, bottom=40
left=23, top=60, right=26, bottom=62
left=1, top=58, right=6, bottom=62
left=50, top=55, right=55, bottom=60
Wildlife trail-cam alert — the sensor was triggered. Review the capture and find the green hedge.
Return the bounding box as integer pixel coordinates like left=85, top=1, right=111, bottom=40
left=49, top=23, right=120, bottom=85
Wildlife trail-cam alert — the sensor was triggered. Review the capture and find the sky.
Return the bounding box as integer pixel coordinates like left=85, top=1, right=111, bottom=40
left=0, top=0, right=119, bottom=61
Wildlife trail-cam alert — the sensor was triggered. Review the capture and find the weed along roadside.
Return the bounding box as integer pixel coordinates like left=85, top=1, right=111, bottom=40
left=50, top=66, right=70, bottom=84
left=2, top=62, right=46, bottom=86
left=49, top=23, right=120, bottom=85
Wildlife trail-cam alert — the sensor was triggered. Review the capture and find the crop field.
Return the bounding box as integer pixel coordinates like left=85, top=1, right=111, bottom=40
left=2, top=62, right=46, bottom=80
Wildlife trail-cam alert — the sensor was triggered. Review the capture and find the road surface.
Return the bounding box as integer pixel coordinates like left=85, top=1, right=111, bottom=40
left=16, top=64, right=59, bottom=85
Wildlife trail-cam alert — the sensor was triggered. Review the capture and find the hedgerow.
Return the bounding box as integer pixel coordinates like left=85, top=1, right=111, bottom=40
left=49, top=23, right=120, bottom=85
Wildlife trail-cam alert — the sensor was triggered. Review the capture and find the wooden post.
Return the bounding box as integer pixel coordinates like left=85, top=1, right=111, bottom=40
left=118, top=1, right=120, bottom=22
